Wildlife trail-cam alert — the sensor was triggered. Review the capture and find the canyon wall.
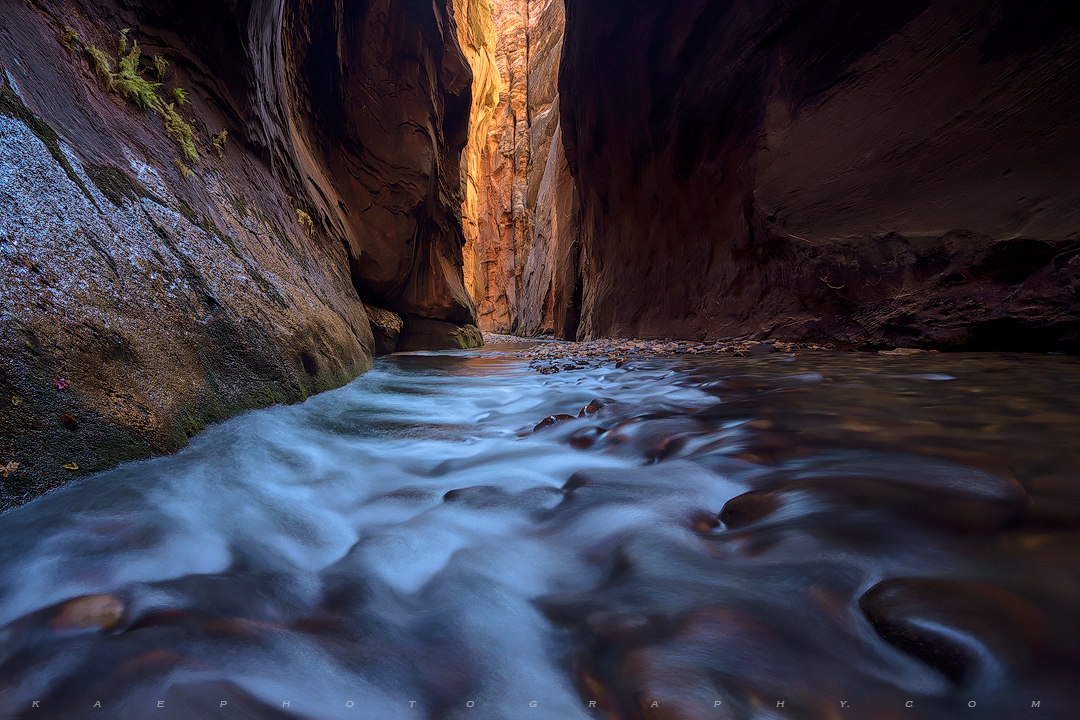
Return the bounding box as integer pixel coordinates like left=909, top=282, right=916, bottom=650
left=0, top=0, right=480, bottom=508
left=452, top=0, right=500, bottom=315
left=460, top=0, right=566, bottom=333
left=556, top=0, right=1080, bottom=349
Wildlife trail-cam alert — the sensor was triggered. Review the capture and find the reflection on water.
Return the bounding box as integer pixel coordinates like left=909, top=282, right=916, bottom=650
left=0, top=344, right=1078, bottom=719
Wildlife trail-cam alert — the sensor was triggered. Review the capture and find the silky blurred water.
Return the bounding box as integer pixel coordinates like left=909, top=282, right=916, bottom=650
left=0, top=343, right=1078, bottom=719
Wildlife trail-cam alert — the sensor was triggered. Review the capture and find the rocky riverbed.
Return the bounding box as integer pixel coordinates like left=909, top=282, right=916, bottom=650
left=1, top=342, right=1078, bottom=718
left=481, top=333, right=943, bottom=374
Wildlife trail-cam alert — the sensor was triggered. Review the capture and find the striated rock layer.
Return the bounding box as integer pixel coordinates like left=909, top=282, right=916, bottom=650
left=558, top=0, right=1080, bottom=348
left=452, top=0, right=500, bottom=312
left=0, top=0, right=480, bottom=508
left=462, top=0, right=566, bottom=333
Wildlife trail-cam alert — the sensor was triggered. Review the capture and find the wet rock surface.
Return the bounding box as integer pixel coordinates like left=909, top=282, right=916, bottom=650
left=0, top=0, right=480, bottom=506
left=1, top=344, right=1078, bottom=718
left=859, top=578, right=1050, bottom=690
left=364, top=304, right=404, bottom=355
left=398, top=318, right=483, bottom=352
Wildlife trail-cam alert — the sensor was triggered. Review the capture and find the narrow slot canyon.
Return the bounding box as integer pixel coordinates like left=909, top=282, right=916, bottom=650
left=1, top=2, right=1080, bottom=719
left=454, top=0, right=571, bottom=337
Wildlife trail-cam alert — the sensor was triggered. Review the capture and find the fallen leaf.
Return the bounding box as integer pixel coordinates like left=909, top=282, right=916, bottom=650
left=62, top=414, right=78, bottom=430
left=1, top=461, right=19, bottom=477
left=11, top=396, right=22, bottom=406
left=53, top=377, right=69, bottom=390
left=62, top=462, right=79, bottom=471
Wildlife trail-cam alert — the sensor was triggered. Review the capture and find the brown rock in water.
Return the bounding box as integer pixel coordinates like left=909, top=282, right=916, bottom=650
left=749, top=455, right=1030, bottom=533
left=443, top=484, right=510, bottom=508
left=0, top=0, right=481, bottom=507
left=397, top=318, right=483, bottom=351
left=688, top=509, right=720, bottom=532
left=567, top=425, right=605, bottom=449
left=719, top=490, right=783, bottom=529
left=364, top=304, right=404, bottom=355
left=557, top=0, right=1080, bottom=348
left=577, top=400, right=602, bottom=418
left=51, top=594, right=124, bottom=634
left=859, top=578, right=1046, bottom=687
left=533, top=413, right=575, bottom=432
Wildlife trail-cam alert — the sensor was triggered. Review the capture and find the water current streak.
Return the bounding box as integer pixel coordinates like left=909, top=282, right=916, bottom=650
left=1, top=343, right=1078, bottom=719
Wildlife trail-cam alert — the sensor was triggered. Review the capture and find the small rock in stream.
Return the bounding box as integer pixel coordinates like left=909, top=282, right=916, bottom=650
left=51, top=594, right=125, bottom=634
left=533, top=413, right=575, bottom=432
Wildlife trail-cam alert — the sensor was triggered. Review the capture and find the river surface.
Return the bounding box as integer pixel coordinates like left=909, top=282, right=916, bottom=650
left=1, top=342, right=1078, bottom=719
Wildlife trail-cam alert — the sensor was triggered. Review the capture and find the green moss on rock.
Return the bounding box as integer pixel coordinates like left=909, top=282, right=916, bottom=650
left=86, top=164, right=164, bottom=208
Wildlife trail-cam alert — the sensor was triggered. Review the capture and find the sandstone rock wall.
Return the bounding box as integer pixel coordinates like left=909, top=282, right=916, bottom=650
left=452, top=0, right=501, bottom=310
left=558, top=0, right=1080, bottom=349
left=464, top=0, right=565, bottom=333
left=0, top=0, right=480, bottom=508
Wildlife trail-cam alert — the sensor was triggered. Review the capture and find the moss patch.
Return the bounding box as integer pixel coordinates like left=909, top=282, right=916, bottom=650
left=150, top=55, right=169, bottom=80
left=177, top=199, right=199, bottom=224
left=0, top=363, right=154, bottom=512
left=166, top=317, right=370, bottom=450
left=59, top=26, right=80, bottom=54
left=84, top=45, right=113, bottom=89
left=168, top=348, right=370, bottom=450
left=230, top=193, right=249, bottom=218
left=295, top=209, right=315, bottom=235
left=159, top=102, right=198, bottom=164
left=211, top=130, right=227, bottom=158
left=114, top=41, right=161, bottom=109
left=86, top=164, right=164, bottom=207
left=255, top=210, right=301, bottom=260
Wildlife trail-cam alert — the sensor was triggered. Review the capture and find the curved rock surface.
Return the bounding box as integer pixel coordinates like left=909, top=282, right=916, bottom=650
left=0, top=0, right=480, bottom=508
left=558, top=0, right=1080, bottom=348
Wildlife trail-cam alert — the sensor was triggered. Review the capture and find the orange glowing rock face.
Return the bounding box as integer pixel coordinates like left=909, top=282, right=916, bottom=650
left=50, top=594, right=124, bottom=633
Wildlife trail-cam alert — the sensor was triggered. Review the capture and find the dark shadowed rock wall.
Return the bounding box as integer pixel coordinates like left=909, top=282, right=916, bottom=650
left=557, top=0, right=1080, bottom=349
left=0, top=0, right=479, bottom=508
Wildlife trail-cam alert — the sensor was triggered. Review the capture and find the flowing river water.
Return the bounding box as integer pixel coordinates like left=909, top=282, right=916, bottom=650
left=0, top=341, right=1078, bottom=719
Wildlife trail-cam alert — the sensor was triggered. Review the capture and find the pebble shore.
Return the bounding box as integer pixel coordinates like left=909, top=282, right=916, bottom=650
left=479, top=333, right=893, bottom=374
